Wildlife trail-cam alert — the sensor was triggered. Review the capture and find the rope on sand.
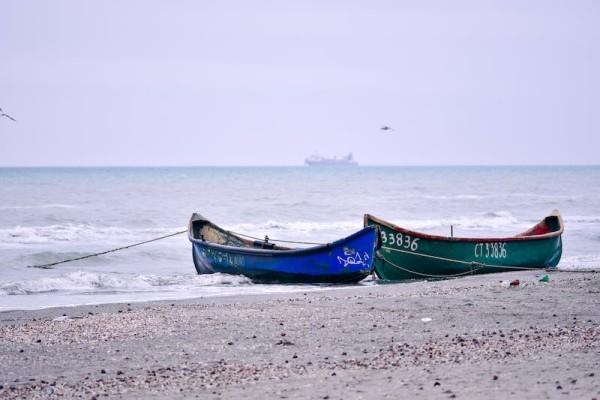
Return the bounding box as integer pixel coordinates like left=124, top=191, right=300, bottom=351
left=28, top=230, right=188, bottom=269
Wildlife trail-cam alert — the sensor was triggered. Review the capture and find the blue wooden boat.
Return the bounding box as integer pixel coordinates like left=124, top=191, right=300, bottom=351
left=188, top=214, right=378, bottom=283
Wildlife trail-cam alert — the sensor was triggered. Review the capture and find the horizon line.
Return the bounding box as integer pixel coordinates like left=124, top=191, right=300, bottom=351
left=0, top=163, right=598, bottom=168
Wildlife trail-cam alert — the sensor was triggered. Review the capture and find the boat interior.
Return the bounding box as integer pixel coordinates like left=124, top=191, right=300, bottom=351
left=190, top=215, right=291, bottom=250
left=516, top=213, right=564, bottom=237
left=365, top=210, right=563, bottom=241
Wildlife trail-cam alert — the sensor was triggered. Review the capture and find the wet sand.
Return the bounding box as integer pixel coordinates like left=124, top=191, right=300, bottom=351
left=1, top=270, right=599, bottom=399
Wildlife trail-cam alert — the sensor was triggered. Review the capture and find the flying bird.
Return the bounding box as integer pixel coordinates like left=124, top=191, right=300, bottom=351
left=380, top=125, right=393, bottom=132
left=0, top=107, right=16, bottom=122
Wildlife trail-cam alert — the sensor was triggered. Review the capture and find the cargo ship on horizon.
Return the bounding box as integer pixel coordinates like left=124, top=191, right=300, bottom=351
left=304, top=153, right=358, bottom=166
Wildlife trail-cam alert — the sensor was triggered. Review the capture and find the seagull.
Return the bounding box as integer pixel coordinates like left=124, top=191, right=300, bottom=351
left=0, top=107, right=16, bottom=122
left=380, top=125, right=393, bottom=132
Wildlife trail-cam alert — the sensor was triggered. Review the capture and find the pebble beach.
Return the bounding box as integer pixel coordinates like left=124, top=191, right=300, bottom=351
left=1, top=270, right=599, bottom=399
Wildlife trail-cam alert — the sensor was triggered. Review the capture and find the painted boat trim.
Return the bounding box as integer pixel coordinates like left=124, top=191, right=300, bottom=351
left=189, top=214, right=376, bottom=257
left=364, top=210, right=564, bottom=243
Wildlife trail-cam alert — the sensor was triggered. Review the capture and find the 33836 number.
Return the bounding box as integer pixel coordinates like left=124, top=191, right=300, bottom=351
left=380, top=231, right=420, bottom=251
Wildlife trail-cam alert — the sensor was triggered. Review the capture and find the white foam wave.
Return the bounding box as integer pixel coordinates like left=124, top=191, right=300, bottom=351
left=419, top=194, right=485, bottom=200
left=0, top=204, right=79, bottom=210
left=1, top=210, right=535, bottom=247
left=0, top=224, right=185, bottom=245
left=226, top=212, right=522, bottom=236
left=0, top=271, right=252, bottom=296
left=226, top=220, right=360, bottom=235
left=386, top=211, right=521, bottom=231
left=563, top=216, right=600, bottom=224
left=559, top=255, right=600, bottom=270
left=219, top=212, right=524, bottom=243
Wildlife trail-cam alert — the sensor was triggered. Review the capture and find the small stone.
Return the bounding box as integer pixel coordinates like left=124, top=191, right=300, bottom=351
left=35, top=339, right=41, bottom=343
left=100, top=369, right=106, bottom=374
left=556, top=385, right=562, bottom=390
left=341, top=352, right=347, bottom=356
left=493, top=375, right=498, bottom=380
left=227, top=342, right=234, bottom=345
left=116, top=370, right=123, bottom=375
left=434, top=381, right=441, bottom=386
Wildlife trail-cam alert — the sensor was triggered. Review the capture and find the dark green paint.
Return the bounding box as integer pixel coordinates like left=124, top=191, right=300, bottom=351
left=365, top=213, right=563, bottom=281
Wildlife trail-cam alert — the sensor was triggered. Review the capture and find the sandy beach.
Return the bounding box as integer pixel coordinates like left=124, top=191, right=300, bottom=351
left=1, top=270, right=599, bottom=399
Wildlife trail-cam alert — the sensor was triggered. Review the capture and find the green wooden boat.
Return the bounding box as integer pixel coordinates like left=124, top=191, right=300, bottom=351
left=364, top=210, right=564, bottom=281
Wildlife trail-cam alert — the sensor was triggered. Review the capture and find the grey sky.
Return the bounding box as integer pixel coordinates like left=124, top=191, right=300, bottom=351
left=1, top=1, right=598, bottom=166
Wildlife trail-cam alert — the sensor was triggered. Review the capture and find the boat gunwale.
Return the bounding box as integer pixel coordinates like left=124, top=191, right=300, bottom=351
left=364, top=210, right=564, bottom=243
left=188, top=216, right=376, bottom=257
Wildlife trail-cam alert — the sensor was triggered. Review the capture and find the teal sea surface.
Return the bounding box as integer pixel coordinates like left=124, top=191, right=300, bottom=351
left=1, top=166, right=598, bottom=310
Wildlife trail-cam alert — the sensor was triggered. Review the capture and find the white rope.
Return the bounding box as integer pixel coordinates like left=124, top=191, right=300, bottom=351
left=376, top=254, right=482, bottom=278
left=227, top=230, right=324, bottom=246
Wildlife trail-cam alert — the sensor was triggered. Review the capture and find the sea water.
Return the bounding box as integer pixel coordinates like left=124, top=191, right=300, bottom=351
left=1, top=166, right=598, bottom=310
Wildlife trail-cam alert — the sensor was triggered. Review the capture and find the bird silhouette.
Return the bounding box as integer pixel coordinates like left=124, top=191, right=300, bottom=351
left=380, top=125, right=393, bottom=132
left=0, top=107, right=16, bottom=122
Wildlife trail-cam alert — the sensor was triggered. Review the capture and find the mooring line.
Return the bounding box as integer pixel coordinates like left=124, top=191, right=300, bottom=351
left=27, top=230, right=188, bottom=269
left=381, top=246, right=549, bottom=271
left=227, top=230, right=325, bottom=246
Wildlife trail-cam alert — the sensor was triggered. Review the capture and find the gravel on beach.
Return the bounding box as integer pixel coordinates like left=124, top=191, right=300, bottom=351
left=1, top=270, right=599, bottom=399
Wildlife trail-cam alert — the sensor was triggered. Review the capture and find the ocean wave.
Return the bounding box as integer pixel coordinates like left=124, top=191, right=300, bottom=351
left=226, top=220, right=361, bottom=235
left=562, top=216, right=600, bottom=224
left=385, top=211, right=521, bottom=231
left=559, top=255, right=600, bottom=270
left=0, top=271, right=252, bottom=296
left=0, top=204, right=79, bottom=210
left=419, top=194, right=486, bottom=200
left=225, top=212, right=522, bottom=238
left=0, top=224, right=186, bottom=245
left=0, top=210, right=533, bottom=247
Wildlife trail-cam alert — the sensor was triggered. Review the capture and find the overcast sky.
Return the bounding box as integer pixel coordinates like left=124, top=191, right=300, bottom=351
left=0, top=1, right=598, bottom=166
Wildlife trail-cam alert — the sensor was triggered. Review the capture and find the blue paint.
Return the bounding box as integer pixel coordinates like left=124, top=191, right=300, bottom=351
left=189, top=225, right=378, bottom=284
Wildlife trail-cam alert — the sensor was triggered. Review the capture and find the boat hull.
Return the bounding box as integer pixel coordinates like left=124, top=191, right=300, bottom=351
left=190, top=226, right=378, bottom=284
left=365, top=214, right=562, bottom=281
